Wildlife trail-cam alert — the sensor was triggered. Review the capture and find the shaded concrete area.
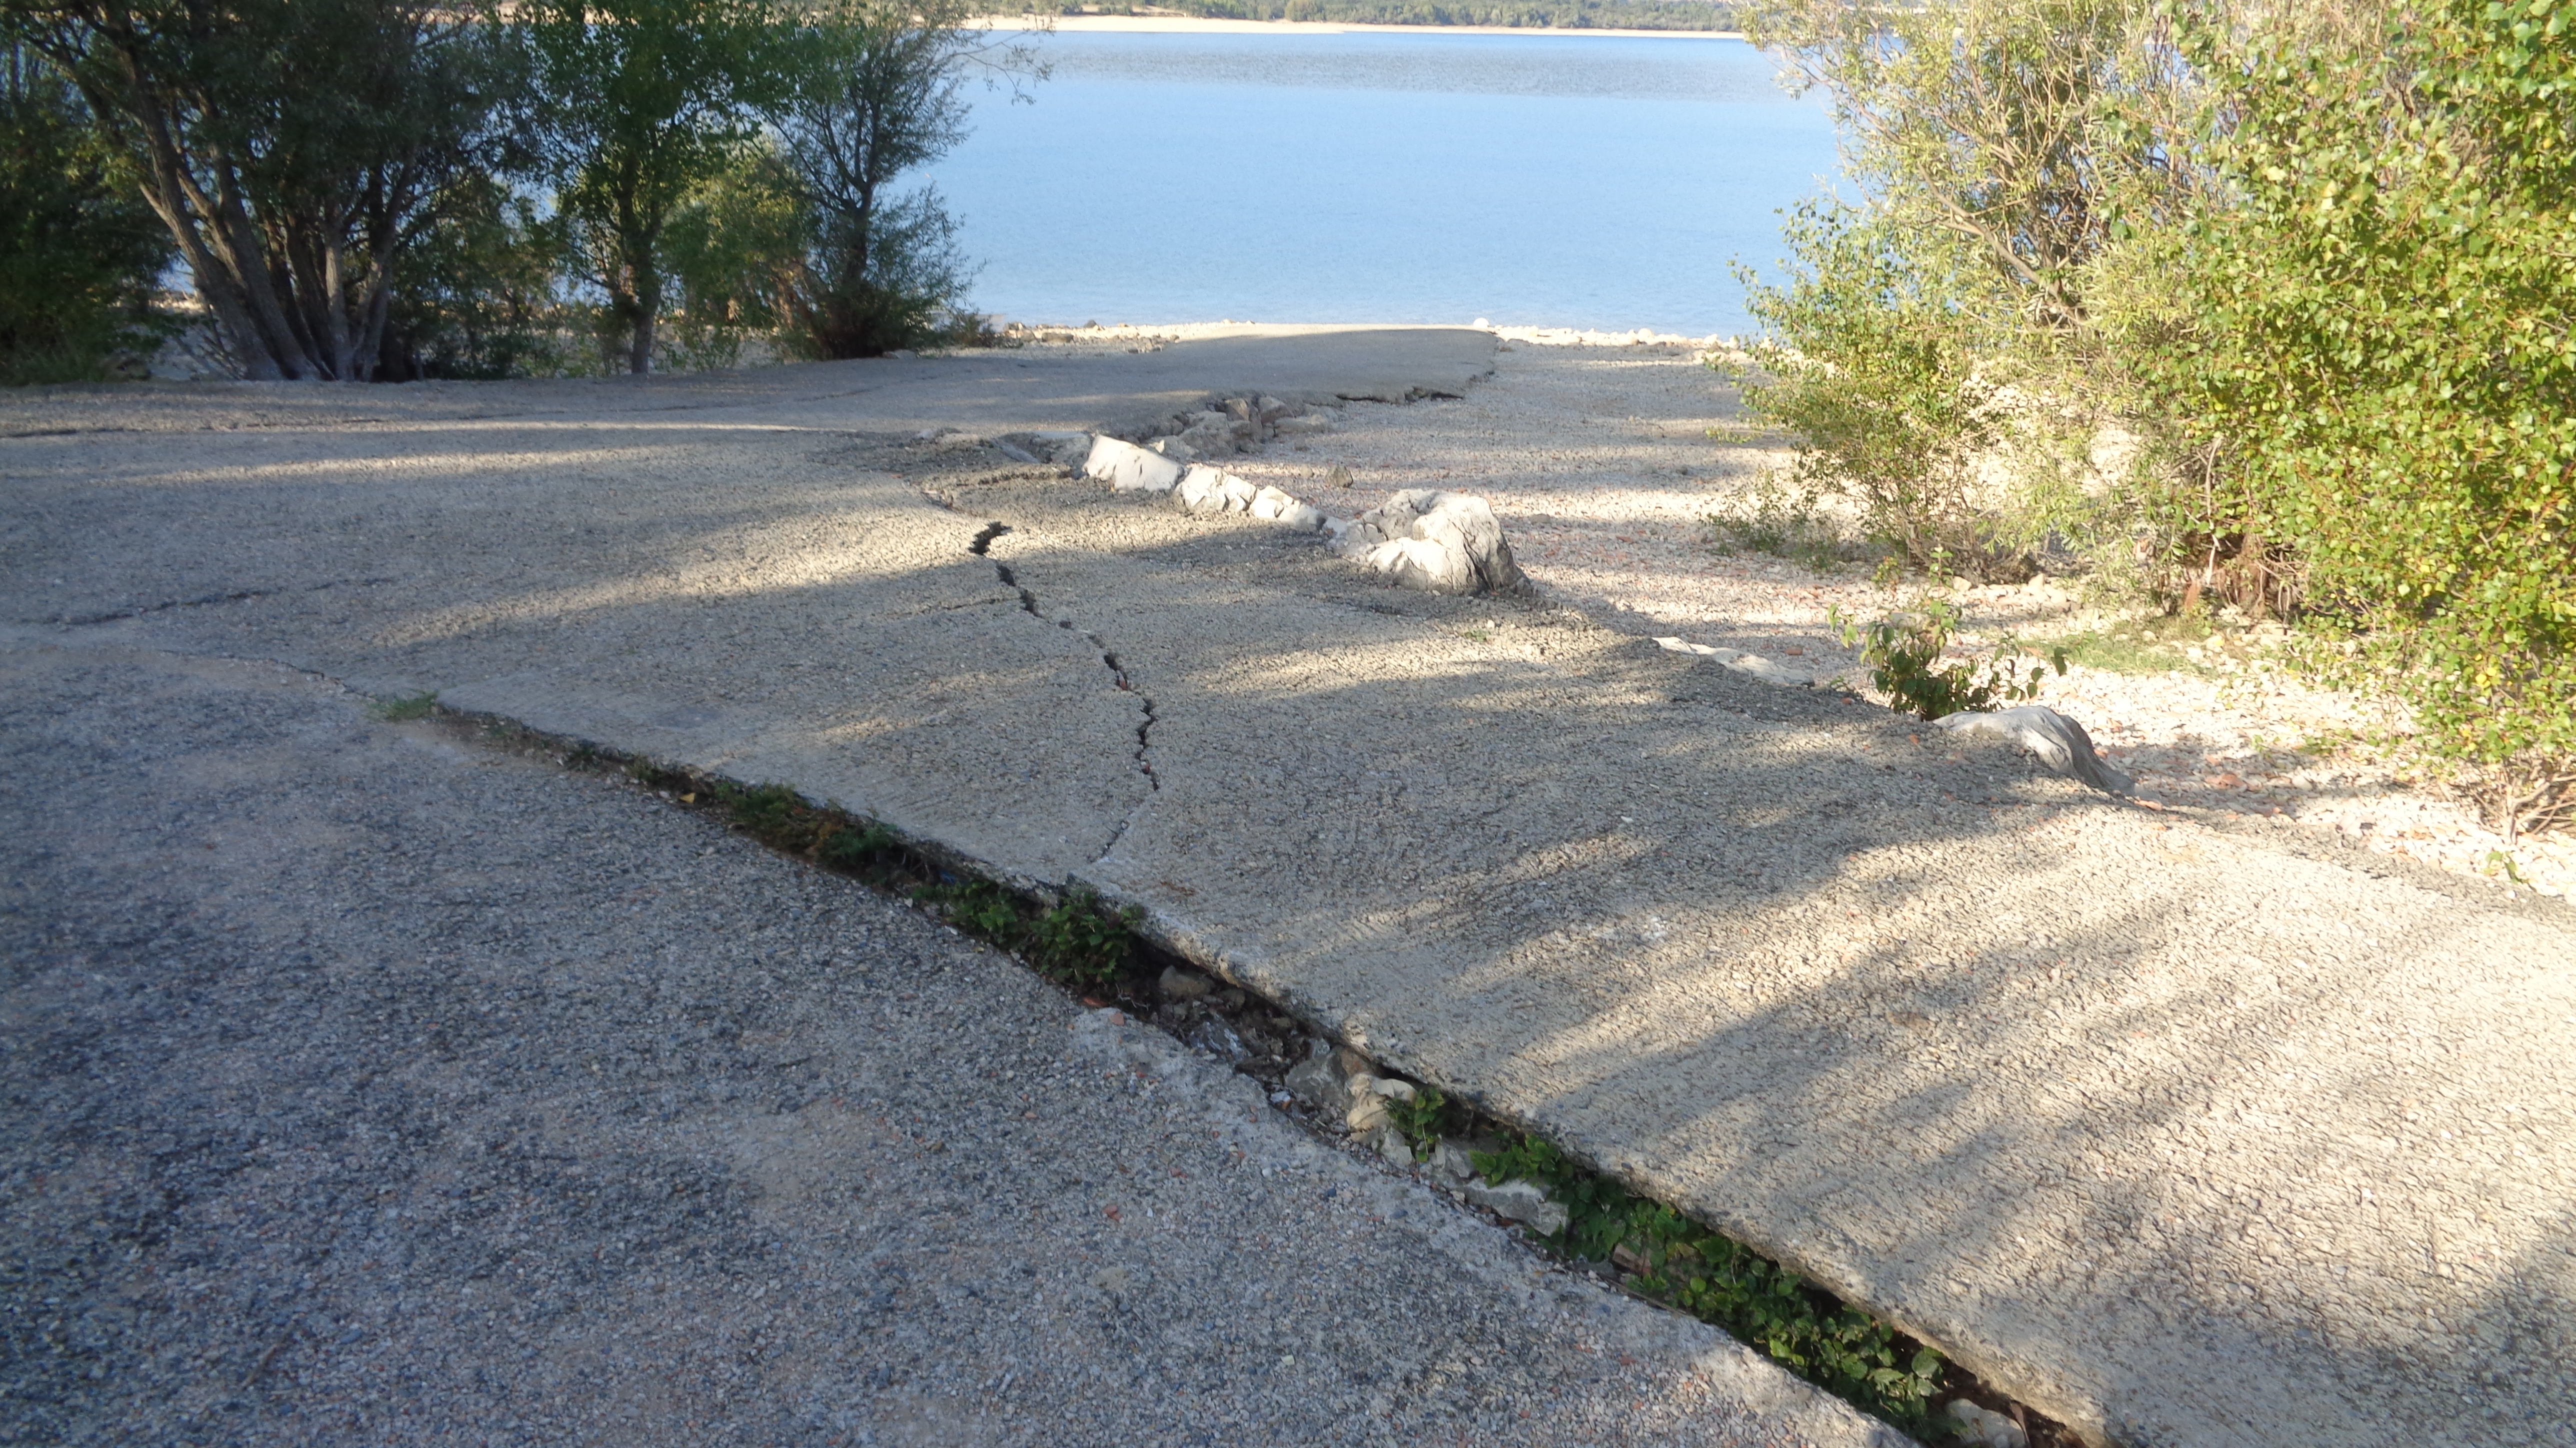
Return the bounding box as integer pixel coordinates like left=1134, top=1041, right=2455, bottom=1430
left=4, top=336, right=2572, bottom=1447
left=0, top=634, right=1893, bottom=1448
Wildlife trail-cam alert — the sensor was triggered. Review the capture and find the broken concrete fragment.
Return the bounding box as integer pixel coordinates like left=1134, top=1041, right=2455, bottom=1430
left=1339, top=490, right=1526, bottom=596
left=1654, top=636, right=1812, bottom=688
left=1176, top=464, right=1229, bottom=514
left=1947, top=1399, right=2028, bottom=1448
left=1344, top=1076, right=1390, bottom=1134
left=1934, top=705, right=2135, bottom=796
left=1084, top=436, right=1185, bottom=492
left=1424, top=1139, right=1480, bottom=1186
left=1464, top=1176, right=1568, bottom=1236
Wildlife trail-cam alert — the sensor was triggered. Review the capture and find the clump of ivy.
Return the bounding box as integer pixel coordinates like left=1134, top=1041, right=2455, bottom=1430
left=1469, top=1130, right=1944, bottom=1426
left=912, top=878, right=1140, bottom=987
left=1382, top=1083, right=1454, bottom=1162
left=1832, top=596, right=2066, bottom=720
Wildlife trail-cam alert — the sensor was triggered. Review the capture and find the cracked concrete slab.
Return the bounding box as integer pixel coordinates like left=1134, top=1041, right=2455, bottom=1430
left=6, top=338, right=2572, bottom=1448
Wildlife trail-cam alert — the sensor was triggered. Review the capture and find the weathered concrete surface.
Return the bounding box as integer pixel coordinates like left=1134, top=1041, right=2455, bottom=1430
left=4, top=340, right=2571, bottom=1447
left=0, top=630, right=1898, bottom=1448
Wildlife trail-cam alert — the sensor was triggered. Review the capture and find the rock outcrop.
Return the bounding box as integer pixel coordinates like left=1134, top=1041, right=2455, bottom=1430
left=1331, top=489, right=1527, bottom=596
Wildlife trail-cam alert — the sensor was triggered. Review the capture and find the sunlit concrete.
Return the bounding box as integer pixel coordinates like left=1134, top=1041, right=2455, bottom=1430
left=4, top=336, right=2568, bottom=1448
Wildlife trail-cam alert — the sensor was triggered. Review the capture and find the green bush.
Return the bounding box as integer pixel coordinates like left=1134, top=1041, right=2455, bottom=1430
left=1831, top=596, right=2065, bottom=720
left=0, top=48, right=170, bottom=385
left=2098, top=0, right=2576, bottom=833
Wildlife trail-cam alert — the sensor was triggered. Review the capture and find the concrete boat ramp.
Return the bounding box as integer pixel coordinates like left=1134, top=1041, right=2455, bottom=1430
left=6, top=330, right=2570, bottom=1446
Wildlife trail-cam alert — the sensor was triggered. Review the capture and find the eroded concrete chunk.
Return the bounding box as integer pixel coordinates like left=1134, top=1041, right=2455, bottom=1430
left=1934, top=704, right=2135, bottom=796
left=1334, top=489, right=1526, bottom=595
left=1464, top=1176, right=1569, bottom=1236
left=1084, top=436, right=1186, bottom=492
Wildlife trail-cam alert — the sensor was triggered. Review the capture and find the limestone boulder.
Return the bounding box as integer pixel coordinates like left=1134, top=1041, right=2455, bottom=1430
left=1083, top=436, right=1185, bottom=493
left=1336, top=490, right=1526, bottom=595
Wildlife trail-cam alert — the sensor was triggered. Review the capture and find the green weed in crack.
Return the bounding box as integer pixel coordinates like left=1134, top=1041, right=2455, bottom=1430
left=1468, top=1129, right=1944, bottom=1428
left=912, top=880, right=1141, bottom=988
left=369, top=691, right=439, bottom=722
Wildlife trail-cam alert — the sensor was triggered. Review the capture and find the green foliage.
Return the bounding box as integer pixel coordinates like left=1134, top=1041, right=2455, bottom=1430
left=0, top=46, right=170, bottom=385
left=2096, top=0, right=2576, bottom=828
left=368, top=691, right=440, bottom=721
left=526, top=0, right=783, bottom=374
left=662, top=137, right=805, bottom=365
left=1728, top=206, right=2013, bottom=574
left=772, top=0, right=1019, bottom=358
left=1469, top=1129, right=1944, bottom=1423
left=1382, top=1083, right=1451, bottom=1160
left=1024, top=884, right=1142, bottom=985
left=911, top=878, right=1142, bottom=986
left=1704, top=474, right=1862, bottom=572
left=382, top=174, right=591, bottom=380
left=1831, top=596, right=2065, bottom=720
left=18, top=0, right=520, bottom=380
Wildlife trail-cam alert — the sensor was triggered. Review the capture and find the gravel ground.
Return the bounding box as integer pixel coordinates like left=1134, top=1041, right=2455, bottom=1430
left=1202, top=335, right=2572, bottom=898
left=0, top=628, right=1896, bottom=1448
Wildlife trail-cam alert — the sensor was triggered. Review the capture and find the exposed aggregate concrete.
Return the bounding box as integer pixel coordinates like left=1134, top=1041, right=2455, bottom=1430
left=0, top=634, right=1896, bottom=1448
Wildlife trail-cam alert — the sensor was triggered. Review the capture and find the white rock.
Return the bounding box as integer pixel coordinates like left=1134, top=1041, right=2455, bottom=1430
left=1276, top=502, right=1326, bottom=532
left=1369, top=1077, right=1418, bottom=1103
left=1176, top=464, right=1230, bottom=514
left=1216, top=474, right=1258, bottom=514
left=1425, top=1139, right=1480, bottom=1186
left=1654, top=636, right=1812, bottom=688
left=1934, top=705, right=2136, bottom=795
left=1084, top=436, right=1186, bottom=493
left=1250, top=485, right=1297, bottom=520
left=1344, top=1080, right=1390, bottom=1136
left=1463, top=1176, right=1568, bottom=1236
left=1946, top=1399, right=2028, bottom=1448
left=1350, top=490, right=1526, bottom=595
left=1284, top=1042, right=1354, bottom=1116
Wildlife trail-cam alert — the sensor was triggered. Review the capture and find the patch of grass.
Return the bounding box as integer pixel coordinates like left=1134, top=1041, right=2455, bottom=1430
left=2042, top=613, right=2238, bottom=676
left=369, top=691, right=439, bottom=722
left=624, top=761, right=1150, bottom=985
left=1024, top=884, right=1142, bottom=986
left=1704, top=480, right=1857, bottom=574
left=1467, top=1130, right=1944, bottom=1427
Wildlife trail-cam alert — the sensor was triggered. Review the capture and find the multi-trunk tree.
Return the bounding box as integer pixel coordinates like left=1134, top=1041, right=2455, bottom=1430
left=8, top=0, right=517, bottom=380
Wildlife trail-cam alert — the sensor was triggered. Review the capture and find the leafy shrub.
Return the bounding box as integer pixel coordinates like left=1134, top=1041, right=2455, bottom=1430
left=2098, top=0, right=2576, bottom=836
left=0, top=48, right=170, bottom=385
left=1832, top=596, right=2065, bottom=720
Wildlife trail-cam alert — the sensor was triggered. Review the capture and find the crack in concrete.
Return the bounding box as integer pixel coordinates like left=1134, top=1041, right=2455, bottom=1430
left=39, top=576, right=394, bottom=628
left=964, top=520, right=1160, bottom=848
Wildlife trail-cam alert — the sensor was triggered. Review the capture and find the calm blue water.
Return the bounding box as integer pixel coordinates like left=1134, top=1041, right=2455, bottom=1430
left=925, top=30, right=1836, bottom=336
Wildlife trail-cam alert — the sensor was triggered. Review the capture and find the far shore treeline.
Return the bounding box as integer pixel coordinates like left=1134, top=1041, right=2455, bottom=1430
left=1044, top=1, right=1742, bottom=30
left=0, top=0, right=1040, bottom=385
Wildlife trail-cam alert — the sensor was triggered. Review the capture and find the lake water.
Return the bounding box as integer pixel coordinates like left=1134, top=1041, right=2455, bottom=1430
left=926, top=30, right=1838, bottom=336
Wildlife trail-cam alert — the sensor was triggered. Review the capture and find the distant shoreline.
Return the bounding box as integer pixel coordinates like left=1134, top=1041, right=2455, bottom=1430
left=966, top=14, right=1749, bottom=39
